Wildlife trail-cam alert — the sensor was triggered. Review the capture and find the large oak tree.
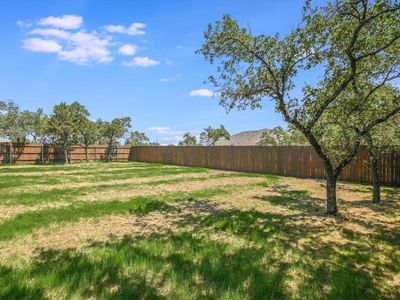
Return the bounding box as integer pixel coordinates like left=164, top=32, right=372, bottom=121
left=198, top=0, right=400, bottom=214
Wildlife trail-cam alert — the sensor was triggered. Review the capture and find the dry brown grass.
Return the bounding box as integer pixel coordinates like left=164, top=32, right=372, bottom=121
left=2, top=174, right=397, bottom=264
left=1, top=169, right=224, bottom=194
left=78, top=175, right=265, bottom=202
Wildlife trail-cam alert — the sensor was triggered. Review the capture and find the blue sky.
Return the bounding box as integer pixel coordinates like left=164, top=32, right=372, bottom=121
left=0, top=0, right=323, bottom=144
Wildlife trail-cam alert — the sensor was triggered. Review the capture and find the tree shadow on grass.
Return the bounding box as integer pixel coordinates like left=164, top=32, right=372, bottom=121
left=2, top=226, right=383, bottom=300
left=0, top=266, right=45, bottom=300
left=0, top=233, right=287, bottom=299
left=253, top=185, right=326, bottom=214
left=0, top=193, right=394, bottom=299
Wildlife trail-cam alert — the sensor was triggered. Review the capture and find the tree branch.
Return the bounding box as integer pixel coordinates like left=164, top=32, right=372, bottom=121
left=361, top=106, right=400, bottom=134
left=356, top=34, right=400, bottom=61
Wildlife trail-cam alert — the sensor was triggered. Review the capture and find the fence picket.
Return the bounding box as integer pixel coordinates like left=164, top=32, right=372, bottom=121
left=0, top=143, right=399, bottom=186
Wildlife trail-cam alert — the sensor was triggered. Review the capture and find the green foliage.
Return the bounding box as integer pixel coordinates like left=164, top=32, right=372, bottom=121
left=198, top=0, right=400, bottom=213
left=0, top=100, right=28, bottom=143
left=200, top=125, right=230, bottom=146
left=23, top=108, right=49, bottom=143
left=125, top=130, right=150, bottom=146
left=1, top=100, right=138, bottom=154
left=77, top=119, right=102, bottom=146
left=178, top=132, right=198, bottom=146
left=257, top=126, right=308, bottom=146
left=47, top=102, right=89, bottom=162
left=102, top=117, right=131, bottom=146
left=0, top=102, right=49, bottom=143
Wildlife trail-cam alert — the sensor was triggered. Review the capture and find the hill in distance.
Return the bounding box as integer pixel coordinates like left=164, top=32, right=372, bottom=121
left=215, top=129, right=267, bottom=146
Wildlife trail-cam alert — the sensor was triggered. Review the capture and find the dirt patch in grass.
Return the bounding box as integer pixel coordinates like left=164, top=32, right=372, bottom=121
left=1, top=169, right=224, bottom=194
left=78, top=176, right=265, bottom=203
left=0, top=163, right=163, bottom=177
left=0, top=197, right=254, bottom=261
left=0, top=211, right=182, bottom=260
left=0, top=170, right=236, bottom=220
left=0, top=203, right=71, bottom=221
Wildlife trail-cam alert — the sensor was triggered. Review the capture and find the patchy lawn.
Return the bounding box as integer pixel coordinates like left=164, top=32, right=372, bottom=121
left=0, top=161, right=399, bottom=299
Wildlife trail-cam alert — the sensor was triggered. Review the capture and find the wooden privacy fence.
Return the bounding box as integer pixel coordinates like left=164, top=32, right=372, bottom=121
left=130, top=146, right=400, bottom=186
left=0, top=143, right=132, bottom=163
left=1, top=144, right=399, bottom=186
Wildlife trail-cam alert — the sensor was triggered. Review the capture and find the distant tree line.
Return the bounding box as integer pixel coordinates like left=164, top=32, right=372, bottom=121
left=0, top=100, right=159, bottom=163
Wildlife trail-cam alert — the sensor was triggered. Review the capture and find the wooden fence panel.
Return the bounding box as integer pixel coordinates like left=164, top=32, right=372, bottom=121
left=0, top=143, right=133, bottom=164
left=1, top=143, right=399, bottom=186
left=129, top=146, right=400, bottom=186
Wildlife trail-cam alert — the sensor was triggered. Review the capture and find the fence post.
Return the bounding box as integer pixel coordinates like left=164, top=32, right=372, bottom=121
left=9, top=143, right=12, bottom=164
left=116, top=145, right=119, bottom=161
left=95, top=146, right=98, bottom=161
left=41, top=144, right=44, bottom=163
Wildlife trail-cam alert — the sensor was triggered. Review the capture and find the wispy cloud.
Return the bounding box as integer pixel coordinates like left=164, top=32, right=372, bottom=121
left=161, top=135, right=183, bottom=142
left=104, top=23, right=146, bottom=36
left=30, top=28, right=71, bottom=39
left=148, top=126, right=185, bottom=144
left=38, top=15, right=83, bottom=29
left=124, top=56, right=159, bottom=67
left=189, top=89, right=214, bottom=97
left=148, top=126, right=171, bottom=133
left=160, top=74, right=181, bottom=82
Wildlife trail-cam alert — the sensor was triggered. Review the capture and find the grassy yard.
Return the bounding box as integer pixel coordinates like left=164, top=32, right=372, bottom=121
left=0, top=161, right=399, bottom=299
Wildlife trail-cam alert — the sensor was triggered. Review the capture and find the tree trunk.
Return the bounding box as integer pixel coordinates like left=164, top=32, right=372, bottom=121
left=64, top=148, right=69, bottom=164
left=326, top=174, right=338, bottom=215
left=366, top=134, right=381, bottom=203
left=85, top=145, right=89, bottom=162
left=371, top=163, right=381, bottom=204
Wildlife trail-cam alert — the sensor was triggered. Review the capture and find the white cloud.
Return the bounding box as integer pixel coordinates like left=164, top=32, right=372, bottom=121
left=118, top=44, right=137, bottom=56
left=189, top=89, right=214, bottom=97
left=19, top=16, right=152, bottom=65
left=30, top=28, right=71, bottom=39
left=124, top=56, right=159, bottom=67
left=148, top=126, right=185, bottom=144
left=22, top=38, right=62, bottom=53
left=148, top=126, right=184, bottom=135
left=104, top=22, right=146, bottom=36
left=161, top=135, right=183, bottom=142
left=38, top=15, right=83, bottom=29
left=25, top=27, right=112, bottom=64
left=59, top=32, right=112, bottom=64
left=160, top=74, right=181, bottom=82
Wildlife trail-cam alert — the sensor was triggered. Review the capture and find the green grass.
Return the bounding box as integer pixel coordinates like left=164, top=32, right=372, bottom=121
left=0, top=161, right=398, bottom=299
left=0, top=187, right=233, bottom=241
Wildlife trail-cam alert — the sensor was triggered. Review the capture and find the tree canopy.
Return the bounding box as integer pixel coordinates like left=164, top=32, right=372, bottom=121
left=47, top=102, right=89, bottom=163
left=198, top=0, right=400, bottom=214
left=257, top=126, right=308, bottom=146
left=178, top=133, right=198, bottom=146
left=125, top=131, right=151, bottom=146
left=200, top=125, right=230, bottom=146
